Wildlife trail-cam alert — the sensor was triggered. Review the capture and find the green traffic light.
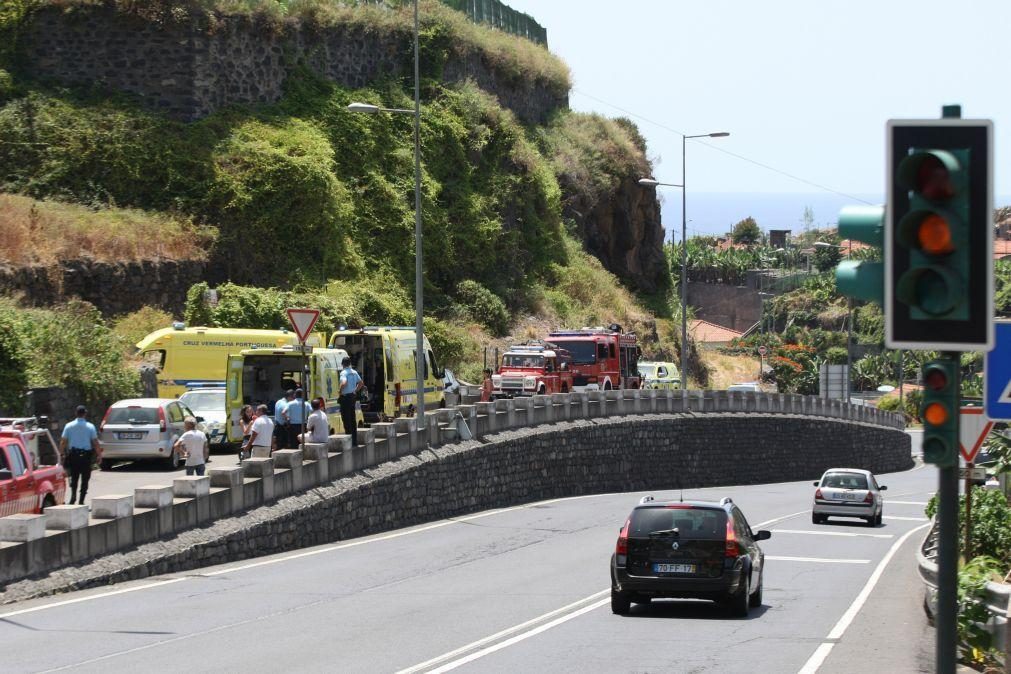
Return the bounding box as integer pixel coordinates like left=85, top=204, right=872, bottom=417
left=835, top=205, right=884, bottom=305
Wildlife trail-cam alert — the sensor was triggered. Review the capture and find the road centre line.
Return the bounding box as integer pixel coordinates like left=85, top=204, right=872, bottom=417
left=772, top=529, right=894, bottom=539
left=796, top=522, right=931, bottom=674
left=766, top=556, right=869, bottom=564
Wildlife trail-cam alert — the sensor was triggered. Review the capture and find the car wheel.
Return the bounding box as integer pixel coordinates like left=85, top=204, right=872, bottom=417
left=749, top=571, right=763, bottom=608
left=100, top=459, right=114, bottom=471
left=610, top=587, right=631, bottom=615
left=728, top=573, right=750, bottom=617
left=167, top=448, right=182, bottom=469
left=875, top=508, right=883, bottom=526
left=811, top=513, right=824, bottom=525
left=41, top=494, right=56, bottom=512
left=864, top=516, right=875, bottom=526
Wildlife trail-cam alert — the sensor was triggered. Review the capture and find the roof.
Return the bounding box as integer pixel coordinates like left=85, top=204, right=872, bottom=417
left=995, top=239, right=1011, bottom=259
left=689, top=319, right=744, bottom=343
left=635, top=499, right=729, bottom=511
left=821, top=467, right=873, bottom=476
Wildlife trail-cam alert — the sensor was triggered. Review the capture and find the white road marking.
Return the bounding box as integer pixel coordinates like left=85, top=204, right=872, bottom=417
left=766, top=556, right=870, bottom=564
left=883, top=515, right=929, bottom=521
left=396, top=590, right=609, bottom=674
left=886, top=500, right=928, bottom=506
left=0, top=578, right=189, bottom=620
left=796, top=522, right=931, bottom=674
left=772, top=529, right=894, bottom=539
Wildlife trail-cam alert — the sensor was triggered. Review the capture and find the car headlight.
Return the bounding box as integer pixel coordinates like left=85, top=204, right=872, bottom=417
left=523, top=376, right=537, bottom=389
left=492, top=375, right=502, bottom=385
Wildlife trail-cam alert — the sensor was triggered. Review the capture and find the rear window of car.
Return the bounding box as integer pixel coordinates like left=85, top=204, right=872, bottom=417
left=630, top=507, right=727, bottom=539
left=822, top=473, right=869, bottom=489
left=107, top=407, right=159, bottom=424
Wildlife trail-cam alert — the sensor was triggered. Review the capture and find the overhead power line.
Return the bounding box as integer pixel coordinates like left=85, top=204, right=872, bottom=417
left=572, top=88, right=874, bottom=205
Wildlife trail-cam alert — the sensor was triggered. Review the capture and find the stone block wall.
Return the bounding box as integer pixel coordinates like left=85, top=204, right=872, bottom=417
left=20, top=5, right=567, bottom=124
left=0, top=259, right=205, bottom=316
left=0, top=412, right=910, bottom=601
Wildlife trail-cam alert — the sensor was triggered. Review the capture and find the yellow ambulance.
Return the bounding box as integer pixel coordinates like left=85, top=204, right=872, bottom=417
left=329, top=326, right=445, bottom=422
left=137, top=324, right=323, bottom=398
left=224, top=345, right=363, bottom=442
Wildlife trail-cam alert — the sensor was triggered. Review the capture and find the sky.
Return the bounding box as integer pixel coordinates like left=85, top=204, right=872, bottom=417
left=504, top=0, right=1010, bottom=235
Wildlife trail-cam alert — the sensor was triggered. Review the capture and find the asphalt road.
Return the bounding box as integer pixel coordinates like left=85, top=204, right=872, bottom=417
left=78, top=445, right=241, bottom=502
left=1, top=456, right=936, bottom=673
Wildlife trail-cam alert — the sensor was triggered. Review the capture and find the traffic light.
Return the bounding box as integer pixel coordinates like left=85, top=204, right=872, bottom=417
left=921, top=359, right=958, bottom=467
left=835, top=205, right=884, bottom=304
left=886, top=120, right=993, bottom=351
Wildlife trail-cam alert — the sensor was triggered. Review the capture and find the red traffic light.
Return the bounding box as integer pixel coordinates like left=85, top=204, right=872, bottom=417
left=924, top=367, right=949, bottom=391
left=914, top=154, right=955, bottom=200
left=916, top=214, right=954, bottom=255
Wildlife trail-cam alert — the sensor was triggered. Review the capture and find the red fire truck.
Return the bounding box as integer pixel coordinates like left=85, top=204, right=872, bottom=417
left=492, top=342, right=574, bottom=397
left=547, top=325, right=641, bottom=391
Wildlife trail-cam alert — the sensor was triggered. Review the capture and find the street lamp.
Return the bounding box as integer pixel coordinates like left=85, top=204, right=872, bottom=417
left=814, top=240, right=853, bottom=403
left=639, top=130, right=729, bottom=393
left=347, top=0, right=426, bottom=432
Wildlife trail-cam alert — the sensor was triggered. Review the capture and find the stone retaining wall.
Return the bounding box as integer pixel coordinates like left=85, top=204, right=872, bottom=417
left=0, top=409, right=910, bottom=602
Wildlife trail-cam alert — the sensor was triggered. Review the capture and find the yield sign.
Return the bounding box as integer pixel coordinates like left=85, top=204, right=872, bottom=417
left=959, top=407, right=994, bottom=463
left=286, top=308, right=320, bottom=344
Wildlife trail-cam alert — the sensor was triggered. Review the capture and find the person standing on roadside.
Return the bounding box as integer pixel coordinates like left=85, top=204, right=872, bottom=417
left=245, top=404, right=274, bottom=459
left=58, top=405, right=102, bottom=505
left=174, top=416, right=209, bottom=476
left=286, top=388, right=310, bottom=448
left=338, top=356, right=363, bottom=447
left=480, top=368, right=494, bottom=402
left=274, top=389, right=292, bottom=452
left=238, top=404, right=255, bottom=462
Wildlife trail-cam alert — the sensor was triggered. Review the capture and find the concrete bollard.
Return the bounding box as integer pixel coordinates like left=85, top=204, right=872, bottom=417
left=90, top=495, right=134, bottom=555
left=173, top=476, right=211, bottom=499
left=272, top=449, right=304, bottom=494
left=371, top=422, right=397, bottom=456
left=474, top=402, right=494, bottom=435
left=133, top=485, right=174, bottom=541
left=243, top=457, right=275, bottom=503
left=394, top=417, right=417, bottom=454
left=0, top=513, right=47, bottom=542
left=92, top=494, right=134, bottom=519
left=44, top=504, right=90, bottom=531
left=135, top=485, right=174, bottom=508
left=551, top=393, right=568, bottom=421
left=173, top=476, right=211, bottom=525
left=210, top=466, right=245, bottom=514
left=301, top=442, right=329, bottom=485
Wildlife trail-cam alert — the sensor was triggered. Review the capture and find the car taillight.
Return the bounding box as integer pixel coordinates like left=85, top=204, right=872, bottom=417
left=615, top=519, right=630, bottom=565
left=158, top=406, right=167, bottom=432
left=815, top=488, right=823, bottom=500
left=725, top=519, right=739, bottom=558
left=864, top=491, right=874, bottom=504
left=99, top=408, right=112, bottom=433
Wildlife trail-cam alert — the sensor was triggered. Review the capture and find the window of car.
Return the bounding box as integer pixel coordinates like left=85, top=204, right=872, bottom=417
left=630, top=507, right=727, bottom=539
left=732, top=508, right=754, bottom=542
left=107, top=407, right=159, bottom=424
left=657, top=366, right=668, bottom=378
left=822, top=472, right=869, bottom=489
left=0, top=447, right=10, bottom=480
left=6, top=445, right=27, bottom=477
left=167, top=403, right=184, bottom=423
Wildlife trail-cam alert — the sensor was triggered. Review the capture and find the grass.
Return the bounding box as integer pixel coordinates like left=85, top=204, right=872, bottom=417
left=706, top=352, right=763, bottom=390
left=0, top=193, right=216, bottom=264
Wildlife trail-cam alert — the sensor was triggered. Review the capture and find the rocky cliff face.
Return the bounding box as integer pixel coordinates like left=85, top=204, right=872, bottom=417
left=558, top=174, right=667, bottom=293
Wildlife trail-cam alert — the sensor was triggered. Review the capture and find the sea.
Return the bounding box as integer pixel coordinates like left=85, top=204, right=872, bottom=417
left=660, top=192, right=1011, bottom=241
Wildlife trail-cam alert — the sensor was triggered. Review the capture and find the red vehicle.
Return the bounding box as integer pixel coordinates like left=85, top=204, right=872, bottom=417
left=492, top=342, right=574, bottom=397
left=548, top=324, right=641, bottom=391
left=0, top=428, right=66, bottom=517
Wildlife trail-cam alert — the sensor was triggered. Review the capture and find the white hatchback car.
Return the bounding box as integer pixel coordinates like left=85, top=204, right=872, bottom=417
left=99, top=398, right=199, bottom=470
left=811, top=468, right=887, bottom=526
left=178, top=388, right=227, bottom=447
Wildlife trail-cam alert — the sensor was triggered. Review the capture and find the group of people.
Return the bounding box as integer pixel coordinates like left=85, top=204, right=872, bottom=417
left=237, top=390, right=330, bottom=460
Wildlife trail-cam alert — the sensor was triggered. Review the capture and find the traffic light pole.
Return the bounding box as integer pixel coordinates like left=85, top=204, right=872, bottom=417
left=935, top=352, right=960, bottom=674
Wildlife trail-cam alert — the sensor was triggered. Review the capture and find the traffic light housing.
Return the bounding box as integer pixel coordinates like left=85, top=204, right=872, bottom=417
left=886, top=120, right=993, bottom=350
left=921, top=359, right=958, bottom=467
left=835, top=205, right=884, bottom=304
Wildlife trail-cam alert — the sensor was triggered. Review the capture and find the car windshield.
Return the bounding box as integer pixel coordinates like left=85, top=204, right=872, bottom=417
left=179, top=391, right=224, bottom=411
left=822, top=473, right=869, bottom=489
left=630, top=507, right=727, bottom=539
left=106, top=407, right=159, bottom=424
left=549, top=340, right=596, bottom=364
left=638, top=364, right=657, bottom=377
left=501, top=354, right=544, bottom=368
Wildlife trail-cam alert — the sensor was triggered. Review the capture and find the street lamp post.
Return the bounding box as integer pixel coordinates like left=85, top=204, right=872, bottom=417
left=347, top=0, right=426, bottom=433
left=814, top=240, right=853, bottom=402
left=639, top=130, right=728, bottom=393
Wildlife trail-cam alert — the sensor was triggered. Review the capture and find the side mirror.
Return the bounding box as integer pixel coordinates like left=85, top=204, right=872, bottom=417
left=754, top=530, right=772, bottom=541
left=195, top=416, right=206, bottom=423
left=812, top=481, right=820, bottom=487
left=879, top=485, right=887, bottom=491
left=561, top=363, right=569, bottom=371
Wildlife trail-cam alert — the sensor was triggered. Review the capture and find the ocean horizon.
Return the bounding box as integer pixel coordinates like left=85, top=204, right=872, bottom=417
left=659, top=192, right=1011, bottom=241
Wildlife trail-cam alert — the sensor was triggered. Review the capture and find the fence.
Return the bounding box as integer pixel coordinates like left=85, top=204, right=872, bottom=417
left=440, top=0, right=547, bottom=45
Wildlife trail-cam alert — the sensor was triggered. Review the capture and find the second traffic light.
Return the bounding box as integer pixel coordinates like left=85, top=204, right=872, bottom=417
left=886, top=119, right=993, bottom=351
left=920, top=358, right=958, bottom=467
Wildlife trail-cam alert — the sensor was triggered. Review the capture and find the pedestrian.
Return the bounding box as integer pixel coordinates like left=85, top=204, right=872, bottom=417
left=480, top=368, right=494, bottom=402
left=244, top=404, right=274, bottom=459
left=174, top=416, right=209, bottom=476
left=238, top=404, right=255, bottom=462
left=338, top=356, right=364, bottom=447
left=58, top=405, right=102, bottom=505
left=274, top=389, right=292, bottom=452
left=298, top=397, right=330, bottom=445
left=286, top=388, right=310, bottom=448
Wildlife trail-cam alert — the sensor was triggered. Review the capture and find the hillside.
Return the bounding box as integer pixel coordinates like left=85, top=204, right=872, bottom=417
left=0, top=0, right=678, bottom=412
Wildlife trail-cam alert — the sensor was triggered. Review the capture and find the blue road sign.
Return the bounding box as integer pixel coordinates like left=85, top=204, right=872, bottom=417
left=985, top=320, right=1011, bottom=420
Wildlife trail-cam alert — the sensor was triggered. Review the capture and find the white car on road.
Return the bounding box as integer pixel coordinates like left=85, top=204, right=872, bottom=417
left=179, top=388, right=228, bottom=447
left=99, top=398, right=199, bottom=470
left=811, top=467, right=886, bottom=526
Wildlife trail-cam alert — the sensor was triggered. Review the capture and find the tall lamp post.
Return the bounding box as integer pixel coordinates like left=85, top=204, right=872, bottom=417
left=348, top=0, right=426, bottom=431
left=639, top=130, right=728, bottom=392
left=814, top=240, right=853, bottom=402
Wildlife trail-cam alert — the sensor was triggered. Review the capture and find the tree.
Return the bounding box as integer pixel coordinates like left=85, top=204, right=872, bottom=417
left=801, top=205, right=814, bottom=235
left=731, top=217, right=761, bottom=246
left=813, top=236, right=842, bottom=272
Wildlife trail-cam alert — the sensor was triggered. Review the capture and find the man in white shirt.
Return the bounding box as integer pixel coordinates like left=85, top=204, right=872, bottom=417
left=299, top=398, right=330, bottom=445
left=245, top=404, right=275, bottom=459
left=173, top=417, right=209, bottom=476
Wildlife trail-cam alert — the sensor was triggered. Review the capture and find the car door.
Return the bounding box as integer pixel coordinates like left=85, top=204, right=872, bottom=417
left=656, top=366, right=668, bottom=388
left=7, top=443, right=36, bottom=514
left=0, top=445, right=14, bottom=517
left=734, top=508, right=762, bottom=580
left=167, top=403, right=185, bottom=443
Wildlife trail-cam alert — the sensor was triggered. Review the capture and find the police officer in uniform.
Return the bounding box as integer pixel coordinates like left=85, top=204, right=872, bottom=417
left=338, top=357, right=363, bottom=447
left=58, top=405, right=103, bottom=505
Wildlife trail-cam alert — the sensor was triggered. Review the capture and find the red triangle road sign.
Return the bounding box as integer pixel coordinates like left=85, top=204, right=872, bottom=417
left=286, top=308, right=320, bottom=343
left=959, top=407, right=994, bottom=463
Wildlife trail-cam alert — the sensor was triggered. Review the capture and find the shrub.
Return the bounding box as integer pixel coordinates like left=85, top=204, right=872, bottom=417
left=455, top=280, right=509, bottom=336
left=824, top=346, right=849, bottom=365
left=0, top=296, right=28, bottom=413
left=875, top=396, right=901, bottom=413
left=112, top=307, right=176, bottom=352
